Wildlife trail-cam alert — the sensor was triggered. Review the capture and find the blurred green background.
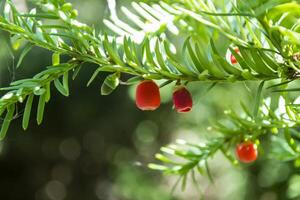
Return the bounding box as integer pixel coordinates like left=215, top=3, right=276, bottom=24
left=0, top=0, right=299, bottom=200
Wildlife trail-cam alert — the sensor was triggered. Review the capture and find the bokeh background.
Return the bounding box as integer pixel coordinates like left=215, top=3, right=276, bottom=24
left=0, top=0, right=299, bottom=200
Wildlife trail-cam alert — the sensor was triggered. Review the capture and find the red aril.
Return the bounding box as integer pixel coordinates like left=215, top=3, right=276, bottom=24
left=236, top=141, right=258, bottom=163
left=136, top=80, right=161, bottom=111
left=172, top=86, right=193, bottom=113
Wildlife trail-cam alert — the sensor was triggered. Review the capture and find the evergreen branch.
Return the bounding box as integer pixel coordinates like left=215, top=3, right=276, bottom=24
left=0, top=62, right=78, bottom=136
left=0, top=1, right=284, bottom=82
left=149, top=95, right=300, bottom=183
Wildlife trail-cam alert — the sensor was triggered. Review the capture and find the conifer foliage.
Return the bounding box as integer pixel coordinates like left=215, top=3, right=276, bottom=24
left=0, top=0, right=300, bottom=189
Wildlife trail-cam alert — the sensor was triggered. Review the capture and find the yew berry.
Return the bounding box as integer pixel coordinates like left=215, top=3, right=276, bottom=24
left=230, top=47, right=240, bottom=64
left=136, top=80, right=161, bottom=111
left=172, top=86, right=193, bottom=113
left=235, top=141, right=258, bottom=163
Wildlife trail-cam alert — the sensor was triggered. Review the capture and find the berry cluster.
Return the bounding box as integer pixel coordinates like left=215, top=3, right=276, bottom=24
left=135, top=80, right=193, bottom=113
left=135, top=80, right=258, bottom=164
left=135, top=49, right=258, bottom=164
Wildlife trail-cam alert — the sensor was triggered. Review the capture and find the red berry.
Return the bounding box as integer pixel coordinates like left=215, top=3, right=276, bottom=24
left=172, top=86, right=193, bottom=113
left=236, top=142, right=258, bottom=163
left=230, top=47, right=240, bottom=64
left=136, top=80, right=161, bottom=111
